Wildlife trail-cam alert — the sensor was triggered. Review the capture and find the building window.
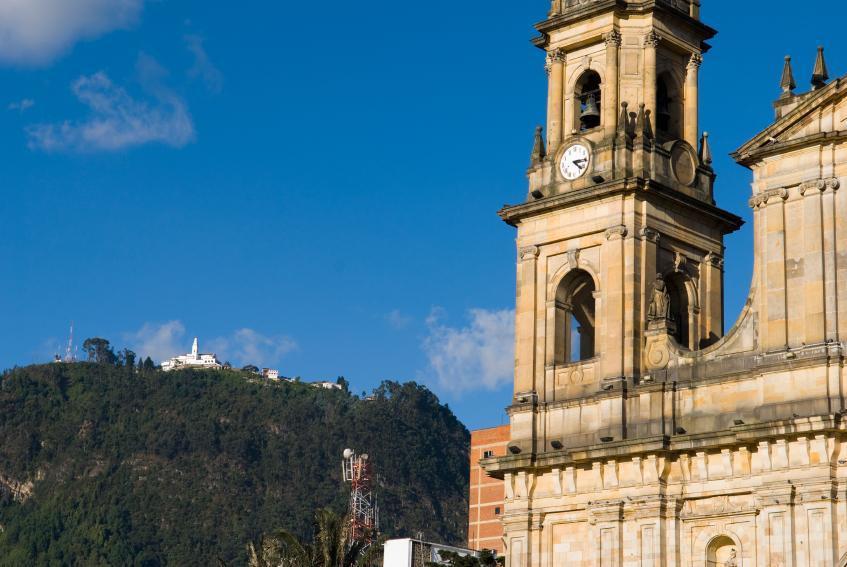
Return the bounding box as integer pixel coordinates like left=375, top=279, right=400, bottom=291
left=483, top=450, right=494, bottom=458
left=555, top=269, right=597, bottom=364
left=665, top=272, right=691, bottom=349
left=494, top=507, right=501, bottom=515
left=575, top=71, right=602, bottom=131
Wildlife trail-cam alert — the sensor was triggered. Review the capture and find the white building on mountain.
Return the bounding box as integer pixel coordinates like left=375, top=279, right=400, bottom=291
left=161, top=338, right=222, bottom=372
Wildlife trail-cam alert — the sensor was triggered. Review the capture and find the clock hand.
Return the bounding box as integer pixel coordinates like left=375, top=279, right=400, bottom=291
left=573, top=159, right=587, bottom=167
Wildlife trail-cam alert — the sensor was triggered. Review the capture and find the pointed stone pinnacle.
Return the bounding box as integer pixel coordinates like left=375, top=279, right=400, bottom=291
left=530, top=125, right=546, bottom=166
left=780, top=56, right=796, bottom=94
left=812, top=46, right=829, bottom=90
left=699, top=131, right=713, bottom=166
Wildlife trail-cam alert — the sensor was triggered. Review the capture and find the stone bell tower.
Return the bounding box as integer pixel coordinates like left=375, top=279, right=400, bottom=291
left=502, top=0, right=742, bottom=453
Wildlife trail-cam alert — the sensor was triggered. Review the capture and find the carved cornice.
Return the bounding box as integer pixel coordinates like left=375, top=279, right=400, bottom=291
left=605, top=225, right=628, bottom=240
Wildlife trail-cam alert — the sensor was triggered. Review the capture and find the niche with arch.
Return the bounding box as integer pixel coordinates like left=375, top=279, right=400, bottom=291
left=706, top=535, right=738, bottom=567
left=656, top=72, right=683, bottom=140
left=664, top=272, right=692, bottom=349
left=574, top=70, right=602, bottom=132
left=555, top=269, right=596, bottom=364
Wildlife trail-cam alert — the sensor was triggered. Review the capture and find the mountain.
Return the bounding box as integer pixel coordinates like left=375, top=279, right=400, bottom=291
left=0, top=363, right=470, bottom=566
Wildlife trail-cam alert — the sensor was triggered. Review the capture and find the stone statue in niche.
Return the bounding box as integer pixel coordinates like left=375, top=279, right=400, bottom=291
left=725, top=549, right=738, bottom=567
left=647, top=274, right=671, bottom=321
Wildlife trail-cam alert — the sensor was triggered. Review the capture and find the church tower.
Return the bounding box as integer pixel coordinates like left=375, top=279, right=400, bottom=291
left=483, top=2, right=847, bottom=566
left=501, top=0, right=742, bottom=453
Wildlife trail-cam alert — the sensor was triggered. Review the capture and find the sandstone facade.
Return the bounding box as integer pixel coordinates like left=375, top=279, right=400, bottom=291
left=481, top=1, right=847, bottom=565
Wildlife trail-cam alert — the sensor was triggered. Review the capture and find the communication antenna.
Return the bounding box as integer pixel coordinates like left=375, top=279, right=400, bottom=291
left=64, top=322, right=77, bottom=363
left=342, top=448, right=379, bottom=548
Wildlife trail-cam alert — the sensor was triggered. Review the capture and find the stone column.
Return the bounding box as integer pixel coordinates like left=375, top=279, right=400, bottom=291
left=684, top=53, right=701, bottom=148
left=547, top=49, right=566, bottom=155
left=643, top=31, right=660, bottom=135
left=604, top=30, right=621, bottom=138
left=703, top=252, right=724, bottom=345
left=515, top=246, right=540, bottom=396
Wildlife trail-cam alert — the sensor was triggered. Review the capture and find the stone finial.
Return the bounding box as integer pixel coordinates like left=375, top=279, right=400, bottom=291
left=617, top=101, right=629, bottom=135
left=780, top=56, right=796, bottom=95
left=530, top=126, right=546, bottom=167
left=699, top=132, right=713, bottom=166
left=811, top=46, right=829, bottom=90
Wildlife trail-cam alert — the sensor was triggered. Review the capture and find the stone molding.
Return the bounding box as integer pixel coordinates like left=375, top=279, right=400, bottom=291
left=705, top=252, right=725, bottom=269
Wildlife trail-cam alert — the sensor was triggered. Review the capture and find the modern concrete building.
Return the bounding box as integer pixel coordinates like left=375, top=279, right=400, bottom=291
left=481, top=1, right=847, bottom=565
left=468, top=425, right=510, bottom=554
left=160, top=338, right=222, bottom=372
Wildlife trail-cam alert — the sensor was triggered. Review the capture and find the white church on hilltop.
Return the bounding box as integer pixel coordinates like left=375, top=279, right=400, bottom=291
left=161, top=338, right=222, bottom=372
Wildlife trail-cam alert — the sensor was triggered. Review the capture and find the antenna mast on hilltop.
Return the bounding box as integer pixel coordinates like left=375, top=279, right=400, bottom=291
left=341, top=448, right=379, bottom=548
left=64, top=322, right=77, bottom=363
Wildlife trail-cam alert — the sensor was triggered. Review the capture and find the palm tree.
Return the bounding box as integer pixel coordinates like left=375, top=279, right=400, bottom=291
left=247, top=509, right=380, bottom=567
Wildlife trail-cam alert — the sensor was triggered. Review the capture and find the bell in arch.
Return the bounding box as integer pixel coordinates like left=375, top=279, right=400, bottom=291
left=579, top=94, right=600, bottom=130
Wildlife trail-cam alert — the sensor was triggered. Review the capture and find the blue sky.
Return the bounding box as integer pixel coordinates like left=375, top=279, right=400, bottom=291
left=0, top=1, right=843, bottom=430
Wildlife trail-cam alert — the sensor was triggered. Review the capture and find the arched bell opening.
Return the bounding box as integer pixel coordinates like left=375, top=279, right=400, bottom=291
left=657, top=72, right=683, bottom=140
left=574, top=71, right=602, bottom=132
left=555, top=270, right=597, bottom=364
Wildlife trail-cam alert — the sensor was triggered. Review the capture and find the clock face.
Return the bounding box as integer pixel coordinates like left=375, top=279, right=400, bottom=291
left=560, top=144, right=591, bottom=180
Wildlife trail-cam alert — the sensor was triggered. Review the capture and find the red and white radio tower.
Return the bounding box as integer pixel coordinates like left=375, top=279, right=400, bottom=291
left=341, top=448, right=379, bottom=547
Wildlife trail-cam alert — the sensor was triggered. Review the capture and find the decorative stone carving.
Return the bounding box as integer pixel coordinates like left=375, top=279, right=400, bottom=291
left=647, top=274, right=671, bottom=322
left=603, top=30, right=621, bottom=47
left=705, top=252, right=725, bottom=269
left=800, top=177, right=840, bottom=195
left=605, top=225, right=628, bottom=240
left=673, top=252, right=688, bottom=273
left=520, top=245, right=540, bottom=261
left=639, top=227, right=661, bottom=243
left=566, top=249, right=580, bottom=267
left=687, top=52, right=703, bottom=69
left=643, top=30, right=660, bottom=48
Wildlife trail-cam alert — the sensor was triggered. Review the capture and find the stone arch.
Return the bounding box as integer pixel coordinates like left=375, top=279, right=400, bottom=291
left=664, top=270, right=699, bottom=350
left=554, top=269, right=597, bottom=363
left=657, top=70, right=684, bottom=140
left=573, top=70, right=602, bottom=131
left=692, top=527, right=746, bottom=567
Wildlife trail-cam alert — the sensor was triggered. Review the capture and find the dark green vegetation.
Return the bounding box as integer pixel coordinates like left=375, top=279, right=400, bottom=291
left=0, top=358, right=470, bottom=566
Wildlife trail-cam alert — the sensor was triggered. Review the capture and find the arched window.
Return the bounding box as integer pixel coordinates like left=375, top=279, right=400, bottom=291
left=656, top=73, right=683, bottom=139
left=555, top=270, right=596, bottom=364
left=575, top=71, right=602, bottom=131
left=665, top=273, right=690, bottom=349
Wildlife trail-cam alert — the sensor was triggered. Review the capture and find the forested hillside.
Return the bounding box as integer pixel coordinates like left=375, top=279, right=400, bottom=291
left=0, top=363, right=470, bottom=565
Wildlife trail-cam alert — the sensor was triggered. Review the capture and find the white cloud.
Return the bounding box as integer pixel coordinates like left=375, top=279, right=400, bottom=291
left=422, top=307, right=515, bottom=394
left=26, top=57, right=195, bottom=152
left=385, top=309, right=412, bottom=330
left=8, top=98, right=35, bottom=112
left=209, top=329, right=298, bottom=368
left=185, top=34, right=223, bottom=93
left=0, top=0, right=145, bottom=66
left=125, top=320, right=187, bottom=362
